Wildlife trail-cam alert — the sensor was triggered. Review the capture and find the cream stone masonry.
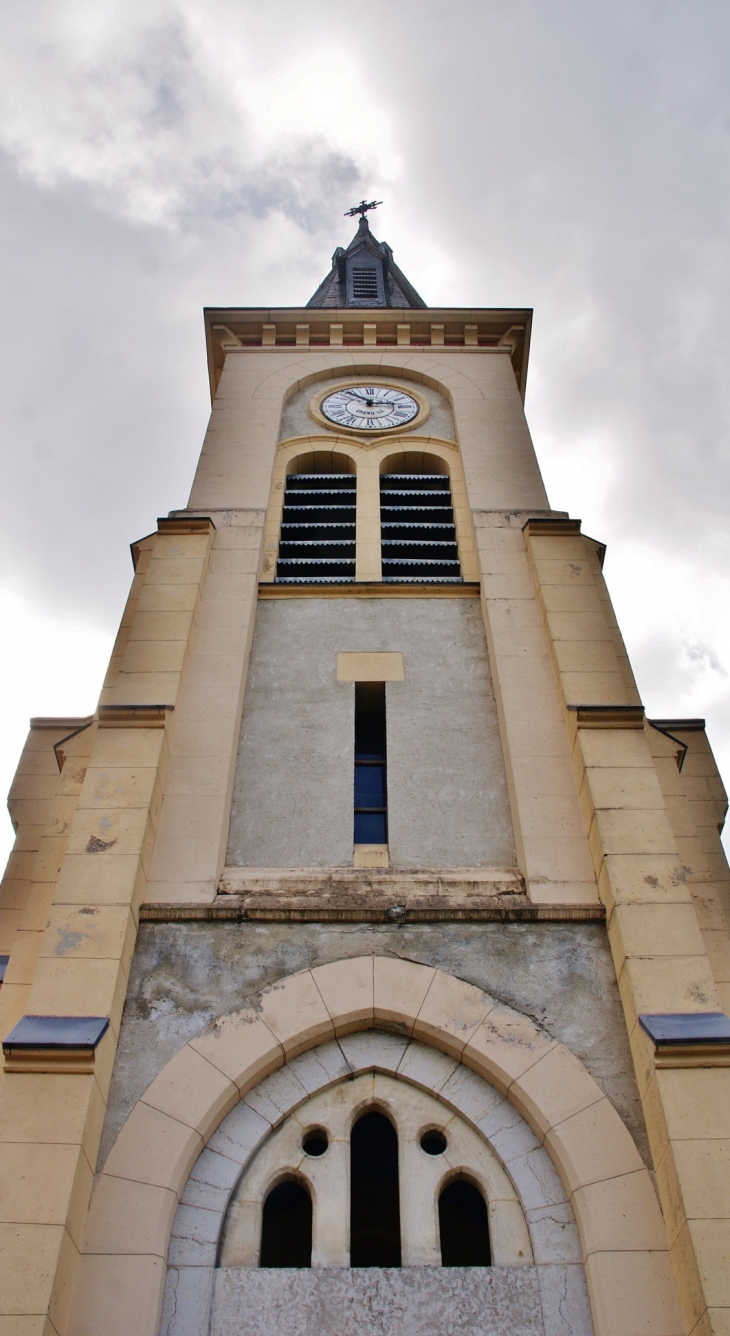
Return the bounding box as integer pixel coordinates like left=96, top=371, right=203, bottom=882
left=524, top=520, right=730, bottom=1336
left=0, top=518, right=214, bottom=1335
left=189, top=350, right=544, bottom=516
left=648, top=724, right=730, bottom=1013
left=145, top=511, right=264, bottom=904
left=202, top=309, right=532, bottom=401
left=68, top=960, right=681, bottom=1336
left=336, top=652, right=405, bottom=682
left=475, top=513, right=599, bottom=905
left=0, top=721, right=94, bottom=1088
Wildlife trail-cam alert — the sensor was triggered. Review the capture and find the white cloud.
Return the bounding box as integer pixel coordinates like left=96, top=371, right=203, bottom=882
left=0, top=0, right=397, bottom=231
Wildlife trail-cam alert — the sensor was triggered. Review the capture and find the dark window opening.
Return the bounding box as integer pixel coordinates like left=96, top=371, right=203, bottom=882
left=350, top=1109, right=401, bottom=1267
left=352, top=266, right=379, bottom=298
left=354, top=683, right=387, bottom=845
left=420, top=1129, right=447, bottom=1156
left=302, top=1128, right=329, bottom=1157
left=380, top=472, right=462, bottom=583
left=438, top=1178, right=491, bottom=1267
left=259, top=1178, right=312, bottom=1268
left=276, top=471, right=356, bottom=584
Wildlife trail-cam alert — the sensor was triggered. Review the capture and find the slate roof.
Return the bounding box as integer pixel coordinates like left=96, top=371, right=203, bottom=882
left=307, top=215, right=427, bottom=309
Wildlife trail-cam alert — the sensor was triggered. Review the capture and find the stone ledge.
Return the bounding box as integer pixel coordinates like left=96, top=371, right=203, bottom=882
left=98, top=704, right=174, bottom=728
left=3, top=1014, right=109, bottom=1073
left=522, top=517, right=582, bottom=536
left=568, top=704, right=645, bottom=730
left=258, top=582, right=481, bottom=599
left=138, top=867, right=605, bottom=923
left=220, top=866, right=523, bottom=894
left=157, top=516, right=216, bottom=535
left=639, top=1012, right=730, bottom=1067
left=141, top=894, right=605, bottom=925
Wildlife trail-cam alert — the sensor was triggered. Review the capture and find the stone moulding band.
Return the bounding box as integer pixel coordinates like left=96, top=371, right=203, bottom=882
left=157, top=516, right=216, bottom=535
left=258, top=582, right=481, bottom=600
left=3, top=1015, right=109, bottom=1073
left=97, top=704, right=174, bottom=728
left=639, top=1012, right=730, bottom=1068
left=522, top=517, right=583, bottom=536
left=191, top=869, right=606, bottom=923
left=140, top=899, right=607, bottom=924
left=568, top=704, right=645, bottom=730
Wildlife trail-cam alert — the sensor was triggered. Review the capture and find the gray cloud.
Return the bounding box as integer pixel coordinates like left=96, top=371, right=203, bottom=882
left=1, top=0, right=729, bottom=861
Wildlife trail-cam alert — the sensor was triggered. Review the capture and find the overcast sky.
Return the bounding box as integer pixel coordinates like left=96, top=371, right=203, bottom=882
left=1, top=0, right=729, bottom=864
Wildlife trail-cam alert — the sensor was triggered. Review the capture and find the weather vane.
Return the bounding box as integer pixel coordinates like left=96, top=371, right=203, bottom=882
left=344, top=198, right=383, bottom=219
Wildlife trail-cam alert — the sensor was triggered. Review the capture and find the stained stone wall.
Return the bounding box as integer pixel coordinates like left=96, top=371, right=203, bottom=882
left=101, top=922, right=649, bottom=1170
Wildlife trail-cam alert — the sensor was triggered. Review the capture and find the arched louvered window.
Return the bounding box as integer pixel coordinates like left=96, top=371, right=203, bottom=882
left=276, top=458, right=356, bottom=583
left=380, top=459, right=461, bottom=583
left=438, top=1177, right=491, bottom=1266
left=259, top=1178, right=312, bottom=1267
left=350, top=1109, right=401, bottom=1267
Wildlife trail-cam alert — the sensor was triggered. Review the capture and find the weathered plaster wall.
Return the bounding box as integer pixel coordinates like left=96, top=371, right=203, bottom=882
left=278, top=378, right=457, bottom=443
left=207, top=1266, right=584, bottom=1336
left=226, top=598, right=515, bottom=870
left=100, top=920, right=649, bottom=1170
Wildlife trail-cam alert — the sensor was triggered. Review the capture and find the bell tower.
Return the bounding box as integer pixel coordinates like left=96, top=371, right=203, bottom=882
left=1, top=208, right=729, bottom=1336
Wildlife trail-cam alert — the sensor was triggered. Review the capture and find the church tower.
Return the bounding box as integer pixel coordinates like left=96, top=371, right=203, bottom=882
left=1, top=205, right=729, bottom=1336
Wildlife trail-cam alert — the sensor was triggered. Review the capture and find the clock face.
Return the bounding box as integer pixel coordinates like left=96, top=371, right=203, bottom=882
left=320, top=385, right=419, bottom=431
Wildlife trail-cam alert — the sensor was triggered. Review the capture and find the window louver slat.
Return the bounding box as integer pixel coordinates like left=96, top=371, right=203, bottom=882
left=276, top=474, right=356, bottom=583
left=380, top=474, right=462, bottom=584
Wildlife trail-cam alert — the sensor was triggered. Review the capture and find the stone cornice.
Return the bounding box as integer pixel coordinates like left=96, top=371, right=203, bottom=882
left=204, top=306, right=533, bottom=404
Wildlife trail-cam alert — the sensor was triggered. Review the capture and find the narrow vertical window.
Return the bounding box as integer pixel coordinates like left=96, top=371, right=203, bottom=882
left=354, top=683, right=387, bottom=845
left=350, top=1110, right=401, bottom=1267
left=259, top=1179, right=312, bottom=1267
left=438, top=1178, right=491, bottom=1266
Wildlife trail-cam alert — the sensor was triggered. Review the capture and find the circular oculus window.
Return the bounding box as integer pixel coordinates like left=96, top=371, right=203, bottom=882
left=320, top=385, right=420, bottom=432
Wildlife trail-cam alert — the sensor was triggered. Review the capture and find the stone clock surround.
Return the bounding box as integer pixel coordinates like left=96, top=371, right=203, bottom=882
left=310, top=381, right=430, bottom=434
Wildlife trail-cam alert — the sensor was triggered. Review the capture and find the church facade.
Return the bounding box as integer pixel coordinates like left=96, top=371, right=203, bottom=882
left=1, top=212, right=729, bottom=1336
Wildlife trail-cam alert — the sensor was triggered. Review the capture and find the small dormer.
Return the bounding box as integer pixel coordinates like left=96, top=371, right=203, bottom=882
left=346, top=248, right=385, bottom=306
left=308, top=213, right=426, bottom=310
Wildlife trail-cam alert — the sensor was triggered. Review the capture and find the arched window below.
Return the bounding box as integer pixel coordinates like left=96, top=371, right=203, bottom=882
left=350, top=1109, right=401, bottom=1267
left=259, top=1178, right=312, bottom=1268
left=438, top=1177, right=491, bottom=1267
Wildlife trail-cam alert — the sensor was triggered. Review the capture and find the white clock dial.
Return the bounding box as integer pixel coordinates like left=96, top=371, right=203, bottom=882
left=320, top=385, right=419, bottom=431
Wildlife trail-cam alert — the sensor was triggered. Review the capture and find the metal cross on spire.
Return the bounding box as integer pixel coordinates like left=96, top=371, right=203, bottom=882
left=344, top=198, right=383, bottom=220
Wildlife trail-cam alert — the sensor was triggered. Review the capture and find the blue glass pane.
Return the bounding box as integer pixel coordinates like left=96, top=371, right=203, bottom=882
left=354, top=765, right=385, bottom=808
left=354, top=812, right=387, bottom=843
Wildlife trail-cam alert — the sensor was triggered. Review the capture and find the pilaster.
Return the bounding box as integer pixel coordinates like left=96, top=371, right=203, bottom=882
left=524, top=517, right=730, bottom=1336
left=0, top=518, right=214, bottom=1334
left=476, top=512, right=599, bottom=904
